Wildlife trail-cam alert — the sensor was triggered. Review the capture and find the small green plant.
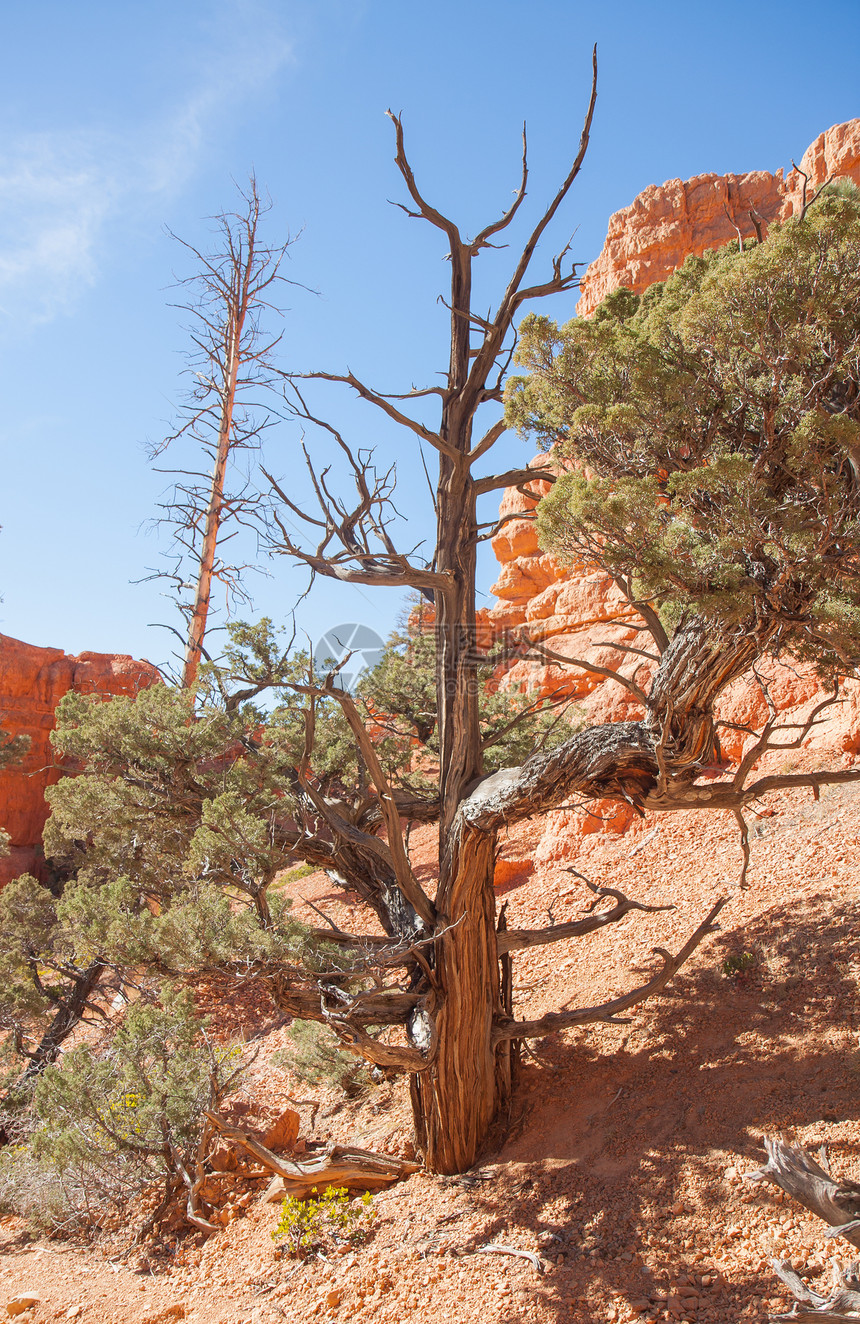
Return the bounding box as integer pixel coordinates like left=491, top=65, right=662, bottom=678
left=0, top=987, right=250, bottom=1237
left=272, top=1185, right=374, bottom=1255
left=270, top=863, right=316, bottom=892
left=721, top=951, right=757, bottom=978
left=275, top=1020, right=373, bottom=1097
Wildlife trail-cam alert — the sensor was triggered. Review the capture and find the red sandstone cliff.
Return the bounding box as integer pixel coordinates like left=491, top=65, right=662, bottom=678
left=0, top=635, right=159, bottom=885
left=577, top=119, right=860, bottom=318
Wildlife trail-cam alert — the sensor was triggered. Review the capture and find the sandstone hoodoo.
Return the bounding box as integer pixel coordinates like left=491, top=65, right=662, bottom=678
left=0, top=634, right=159, bottom=885
left=576, top=118, right=860, bottom=317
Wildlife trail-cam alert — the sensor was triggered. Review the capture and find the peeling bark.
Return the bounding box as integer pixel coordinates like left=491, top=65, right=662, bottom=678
left=412, top=826, right=500, bottom=1173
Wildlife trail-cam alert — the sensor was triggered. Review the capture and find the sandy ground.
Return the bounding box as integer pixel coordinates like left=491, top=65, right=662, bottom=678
left=3, top=753, right=860, bottom=1323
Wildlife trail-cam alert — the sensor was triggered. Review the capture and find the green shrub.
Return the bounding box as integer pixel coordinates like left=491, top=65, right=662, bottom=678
left=272, top=1185, right=375, bottom=1255
left=275, top=1020, right=372, bottom=1097
left=0, top=986, right=248, bottom=1236
left=721, top=951, right=757, bottom=978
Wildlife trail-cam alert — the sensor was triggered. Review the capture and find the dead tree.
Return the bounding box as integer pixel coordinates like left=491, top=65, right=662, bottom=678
left=151, top=177, right=300, bottom=689
left=745, top=1136, right=860, bottom=1321
left=258, top=56, right=860, bottom=1175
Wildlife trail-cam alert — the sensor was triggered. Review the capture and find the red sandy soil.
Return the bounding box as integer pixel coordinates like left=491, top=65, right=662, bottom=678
left=3, top=748, right=860, bottom=1323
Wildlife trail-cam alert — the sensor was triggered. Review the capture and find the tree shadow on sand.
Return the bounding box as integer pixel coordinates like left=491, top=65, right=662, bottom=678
left=452, top=890, right=860, bottom=1322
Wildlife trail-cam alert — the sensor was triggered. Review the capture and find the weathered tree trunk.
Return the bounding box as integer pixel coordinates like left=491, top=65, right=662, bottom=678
left=409, top=218, right=504, bottom=1167
left=410, top=618, right=771, bottom=1171
left=411, top=822, right=502, bottom=1173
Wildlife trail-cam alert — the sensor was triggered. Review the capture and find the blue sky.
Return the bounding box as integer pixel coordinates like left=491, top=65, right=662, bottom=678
left=0, top=0, right=857, bottom=672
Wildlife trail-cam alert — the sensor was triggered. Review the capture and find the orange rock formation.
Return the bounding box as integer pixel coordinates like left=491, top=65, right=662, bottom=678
left=577, top=119, right=860, bottom=318
left=0, top=634, right=159, bottom=885
left=489, top=463, right=650, bottom=728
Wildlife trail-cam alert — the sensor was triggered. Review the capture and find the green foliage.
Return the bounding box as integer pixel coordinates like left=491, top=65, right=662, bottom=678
left=8, top=599, right=577, bottom=1142
left=506, top=192, right=860, bottom=669
left=270, top=863, right=315, bottom=892
left=0, top=726, right=29, bottom=773
left=0, top=872, right=95, bottom=1084
left=45, top=672, right=323, bottom=951
left=0, top=620, right=355, bottom=1086
left=272, top=1185, right=375, bottom=1255
left=275, top=1020, right=372, bottom=1097
left=0, top=726, right=29, bottom=857
left=721, top=951, right=757, bottom=978
left=0, top=987, right=247, bottom=1232
left=33, top=988, right=220, bottom=1156
left=357, top=622, right=578, bottom=776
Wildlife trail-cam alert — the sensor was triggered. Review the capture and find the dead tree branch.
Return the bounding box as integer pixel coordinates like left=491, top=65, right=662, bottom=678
left=746, top=1136, right=860, bottom=1250
left=493, top=898, right=726, bottom=1041
left=498, top=884, right=673, bottom=953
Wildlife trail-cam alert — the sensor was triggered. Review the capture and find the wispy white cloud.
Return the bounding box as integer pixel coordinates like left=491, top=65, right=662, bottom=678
left=0, top=1, right=294, bottom=324
left=0, top=132, right=119, bottom=321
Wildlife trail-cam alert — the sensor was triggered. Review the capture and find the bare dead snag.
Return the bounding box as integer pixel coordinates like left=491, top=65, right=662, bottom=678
left=151, top=177, right=300, bottom=688
left=741, top=1137, right=860, bottom=1320
left=746, top=1136, right=860, bottom=1249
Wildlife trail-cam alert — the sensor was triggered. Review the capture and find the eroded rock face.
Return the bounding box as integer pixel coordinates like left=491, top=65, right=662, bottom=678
left=0, top=634, right=159, bottom=885
left=782, top=119, right=860, bottom=219
left=577, top=119, right=860, bottom=318
left=488, top=464, right=650, bottom=726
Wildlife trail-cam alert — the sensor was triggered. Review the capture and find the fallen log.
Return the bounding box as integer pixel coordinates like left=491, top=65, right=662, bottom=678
left=206, top=1111, right=420, bottom=1199
left=746, top=1136, right=860, bottom=1250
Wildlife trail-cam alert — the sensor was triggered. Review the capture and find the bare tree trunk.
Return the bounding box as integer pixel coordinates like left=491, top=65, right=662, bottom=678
left=410, top=619, right=769, bottom=1170
left=434, top=462, right=482, bottom=842
left=22, top=961, right=106, bottom=1082
left=183, top=309, right=242, bottom=690
left=406, top=207, right=502, bottom=1166
left=411, top=823, right=500, bottom=1172
left=156, top=179, right=294, bottom=691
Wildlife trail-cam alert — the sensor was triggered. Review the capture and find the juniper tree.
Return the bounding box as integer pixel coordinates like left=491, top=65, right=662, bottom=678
left=504, top=182, right=860, bottom=849
left=255, top=54, right=732, bottom=1172
left=258, top=161, right=860, bottom=1171
left=0, top=608, right=568, bottom=1098
left=23, top=86, right=860, bottom=1181
left=0, top=637, right=329, bottom=1085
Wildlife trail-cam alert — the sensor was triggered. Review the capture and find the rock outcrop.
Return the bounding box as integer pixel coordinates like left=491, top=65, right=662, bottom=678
left=0, top=635, right=159, bottom=885
left=488, top=463, right=650, bottom=727
left=577, top=119, right=860, bottom=318
left=781, top=119, right=860, bottom=219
